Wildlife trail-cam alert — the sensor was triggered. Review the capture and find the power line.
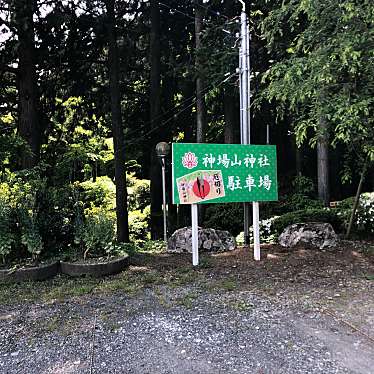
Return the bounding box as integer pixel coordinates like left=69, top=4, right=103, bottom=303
left=193, top=1, right=229, bottom=20
left=126, top=71, right=238, bottom=145
left=159, top=2, right=196, bottom=22
left=159, top=2, right=234, bottom=28
left=122, top=71, right=237, bottom=143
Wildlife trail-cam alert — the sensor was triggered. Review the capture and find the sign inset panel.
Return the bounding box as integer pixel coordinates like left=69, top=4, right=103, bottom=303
left=176, top=170, right=225, bottom=204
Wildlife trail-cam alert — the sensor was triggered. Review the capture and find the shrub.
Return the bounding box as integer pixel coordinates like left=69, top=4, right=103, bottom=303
left=75, top=207, right=116, bottom=259
left=277, top=176, right=323, bottom=214
left=129, top=206, right=150, bottom=244
left=36, top=184, right=83, bottom=252
left=127, top=173, right=150, bottom=212
left=271, top=208, right=344, bottom=237
left=203, top=203, right=243, bottom=235
left=0, top=169, right=47, bottom=261
left=0, top=196, right=15, bottom=263
left=336, top=192, right=374, bottom=237
left=236, top=216, right=279, bottom=245
left=292, top=175, right=316, bottom=196
left=79, top=176, right=116, bottom=210
left=141, top=240, right=165, bottom=253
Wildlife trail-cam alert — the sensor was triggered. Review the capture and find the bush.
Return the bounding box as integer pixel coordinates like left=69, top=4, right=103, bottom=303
left=271, top=208, right=344, bottom=237
left=203, top=203, right=243, bottom=235
left=141, top=240, right=165, bottom=253
left=0, top=169, right=48, bottom=262
left=127, top=173, right=150, bottom=212
left=74, top=207, right=116, bottom=259
left=0, top=196, right=15, bottom=263
left=336, top=192, right=374, bottom=237
left=355, top=193, right=374, bottom=235
left=79, top=176, right=116, bottom=210
left=236, top=216, right=279, bottom=245
left=129, top=206, right=150, bottom=244
left=277, top=176, right=323, bottom=214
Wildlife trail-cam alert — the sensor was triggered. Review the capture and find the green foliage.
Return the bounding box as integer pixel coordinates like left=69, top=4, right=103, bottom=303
left=129, top=206, right=150, bottom=244
left=116, top=242, right=139, bottom=255
left=20, top=229, right=44, bottom=259
left=271, top=209, right=343, bottom=237
left=0, top=168, right=48, bottom=261
left=203, top=203, right=243, bottom=236
left=236, top=216, right=279, bottom=245
left=0, top=113, right=27, bottom=173
left=260, top=0, right=374, bottom=177
left=280, top=176, right=323, bottom=213
left=78, top=174, right=150, bottom=245
left=75, top=207, right=116, bottom=259
left=46, top=97, right=113, bottom=184
left=336, top=192, right=374, bottom=236
left=79, top=176, right=116, bottom=209
left=0, top=196, right=15, bottom=263
left=141, top=240, right=165, bottom=253
left=292, top=176, right=315, bottom=196
left=127, top=173, right=150, bottom=212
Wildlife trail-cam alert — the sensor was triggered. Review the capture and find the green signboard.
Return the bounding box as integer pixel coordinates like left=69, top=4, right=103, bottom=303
left=172, top=143, right=278, bottom=204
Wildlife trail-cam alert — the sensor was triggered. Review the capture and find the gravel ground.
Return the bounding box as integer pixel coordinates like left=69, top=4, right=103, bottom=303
left=1, top=243, right=374, bottom=374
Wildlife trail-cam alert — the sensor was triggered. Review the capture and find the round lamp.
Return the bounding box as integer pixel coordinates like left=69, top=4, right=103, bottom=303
left=155, top=142, right=170, bottom=157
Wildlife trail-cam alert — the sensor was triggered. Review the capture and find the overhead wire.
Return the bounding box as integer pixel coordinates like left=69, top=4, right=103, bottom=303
left=125, top=71, right=238, bottom=146
left=159, top=2, right=237, bottom=29
left=120, top=2, right=240, bottom=147
left=192, top=1, right=229, bottom=20
left=159, top=2, right=196, bottom=22
left=122, top=68, right=238, bottom=143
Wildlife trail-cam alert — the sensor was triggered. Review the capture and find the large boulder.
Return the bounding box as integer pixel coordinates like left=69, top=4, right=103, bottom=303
left=167, top=227, right=236, bottom=253
left=278, top=222, right=338, bottom=249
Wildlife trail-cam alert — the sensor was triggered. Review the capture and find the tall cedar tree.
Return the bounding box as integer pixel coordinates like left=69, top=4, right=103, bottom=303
left=105, top=0, right=129, bottom=242
left=223, top=0, right=239, bottom=144
left=14, top=0, right=40, bottom=168
left=149, top=0, right=163, bottom=239
left=194, top=0, right=207, bottom=144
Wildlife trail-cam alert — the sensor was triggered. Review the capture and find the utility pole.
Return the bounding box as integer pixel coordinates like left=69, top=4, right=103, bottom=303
left=238, top=0, right=260, bottom=260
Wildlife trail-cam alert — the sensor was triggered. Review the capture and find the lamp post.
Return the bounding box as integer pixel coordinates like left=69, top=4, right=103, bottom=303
left=155, top=142, right=170, bottom=245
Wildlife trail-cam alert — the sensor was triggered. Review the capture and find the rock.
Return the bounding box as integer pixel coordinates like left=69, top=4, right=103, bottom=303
left=167, top=227, right=236, bottom=253
left=278, top=222, right=338, bottom=249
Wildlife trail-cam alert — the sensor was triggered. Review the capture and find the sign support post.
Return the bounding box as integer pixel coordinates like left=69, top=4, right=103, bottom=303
left=191, top=203, right=199, bottom=266
left=253, top=202, right=260, bottom=260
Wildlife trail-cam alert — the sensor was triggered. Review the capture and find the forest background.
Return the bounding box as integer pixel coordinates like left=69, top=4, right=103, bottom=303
left=0, top=0, right=373, bottom=265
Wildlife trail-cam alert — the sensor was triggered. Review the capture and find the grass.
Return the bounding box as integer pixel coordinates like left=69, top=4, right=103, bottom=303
left=229, top=300, right=253, bottom=312
left=0, top=273, right=137, bottom=305
left=154, top=287, right=171, bottom=308
left=0, top=262, right=206, bottom=306
left=208, top=278, right=238, bottom=292
left=175, top=292, right=198, bottom=309
left=363, top=245, right=374, bottom=257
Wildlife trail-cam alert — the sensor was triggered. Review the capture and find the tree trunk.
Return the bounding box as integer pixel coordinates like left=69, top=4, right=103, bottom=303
left=317, top=117, right=330, bottom=206
left=194, top=0, right=207, bottom=144
left=346, top=162, right=367, bottom=238
left=14, top=0, right=40, bottom=169
left=149, top=0, right=163, bottom=239
left=106, top=0, right=129, bottom=243
left=224, top=87, right=239, bottom=144
left=223, top=0, right=240, bottom=145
